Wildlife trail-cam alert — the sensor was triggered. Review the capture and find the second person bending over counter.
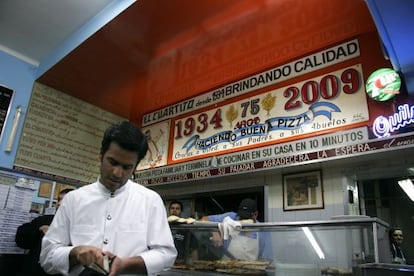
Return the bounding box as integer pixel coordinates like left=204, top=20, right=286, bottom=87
left=200, top=198, right=273, bottom=261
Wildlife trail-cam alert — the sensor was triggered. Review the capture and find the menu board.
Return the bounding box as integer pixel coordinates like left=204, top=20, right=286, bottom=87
left=0, top=84, right=14, bottom=142
left=14, top=82, right=125, bottom=184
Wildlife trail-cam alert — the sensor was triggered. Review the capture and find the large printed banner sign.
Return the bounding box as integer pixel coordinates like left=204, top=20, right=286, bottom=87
left=142, top=39, right=360, bottom=126
left=136, top=127, right=369, bottom=183
left=137, top=130, right=414, bottom=185
left=171, top=64, right=369, bottom=162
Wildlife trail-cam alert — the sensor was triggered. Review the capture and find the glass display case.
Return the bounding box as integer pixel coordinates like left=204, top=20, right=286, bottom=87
left=160, top=216, right=391, bottom=276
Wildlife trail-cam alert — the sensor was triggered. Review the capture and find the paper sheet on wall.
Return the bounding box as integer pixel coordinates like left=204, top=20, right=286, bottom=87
left=14, top=82, right=125, bottom=184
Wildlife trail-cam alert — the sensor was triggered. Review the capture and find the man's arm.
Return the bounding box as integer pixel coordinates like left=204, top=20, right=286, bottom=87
left=40, top=202, right=74, bottom=275
left=258, top=231, right=273, bottom=261
left=199, top=216, right=210, bottom=221
left=15, top=215, right=54, bottom=249
left=15, top=221, right=38, bottom=249
left=132, top=193, right=177, bottom=275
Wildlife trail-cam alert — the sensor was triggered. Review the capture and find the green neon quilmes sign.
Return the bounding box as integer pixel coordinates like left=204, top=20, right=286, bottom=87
left=366, top=68, right=401, bottom=101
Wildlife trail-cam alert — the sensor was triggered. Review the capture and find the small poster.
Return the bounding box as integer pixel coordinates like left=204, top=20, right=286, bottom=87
left=136, top=120, right=170, bottom=170
left=0, top=84, right=14, bottom=142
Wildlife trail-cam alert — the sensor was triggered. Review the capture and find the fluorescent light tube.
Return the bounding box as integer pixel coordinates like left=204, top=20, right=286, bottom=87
left=398, top=179, right=414, bottom=201
left=302, top=227, right=325, bottom=259
left=5, top=106, right=22, bottom=152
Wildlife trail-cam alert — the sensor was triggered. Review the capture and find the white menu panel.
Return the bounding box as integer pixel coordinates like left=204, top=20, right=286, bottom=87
left=14, top=82, right=125, bottom=184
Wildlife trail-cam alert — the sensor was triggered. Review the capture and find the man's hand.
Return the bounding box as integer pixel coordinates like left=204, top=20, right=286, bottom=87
left=39, top=225, right=49, bottom=235
left=69, top=245, right=104, bottom=268
left=103, top=253, right=147, bottom=276
left=210, top=231, right=223, bottom=247
left=104, top=252, right=122, bottom=276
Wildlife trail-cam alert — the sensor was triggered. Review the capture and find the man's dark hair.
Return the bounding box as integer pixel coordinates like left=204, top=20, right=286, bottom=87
left=59, top=188, right=74, bottom=195
left=101, top=121, right=148, bottom=164
left=169, top=200, right=183, bottom=210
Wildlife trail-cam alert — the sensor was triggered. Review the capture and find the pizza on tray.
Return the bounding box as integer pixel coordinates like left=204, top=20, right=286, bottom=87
left=177, top=259, right=271, bottom=275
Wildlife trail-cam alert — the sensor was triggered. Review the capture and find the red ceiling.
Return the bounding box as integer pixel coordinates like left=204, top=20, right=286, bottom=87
left=37, top=0, right=376, bottom=125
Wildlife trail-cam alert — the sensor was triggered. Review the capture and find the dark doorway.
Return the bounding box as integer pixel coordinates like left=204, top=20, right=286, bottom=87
left=360, top=177, right=414, bottom=264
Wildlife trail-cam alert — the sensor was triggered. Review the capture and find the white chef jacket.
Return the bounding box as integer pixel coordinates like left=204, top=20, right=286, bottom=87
left=40, top=180, right=177, bottom=275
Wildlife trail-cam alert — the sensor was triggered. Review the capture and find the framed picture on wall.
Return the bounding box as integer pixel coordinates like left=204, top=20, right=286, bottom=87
left=283, top=170, right=324, bottom=211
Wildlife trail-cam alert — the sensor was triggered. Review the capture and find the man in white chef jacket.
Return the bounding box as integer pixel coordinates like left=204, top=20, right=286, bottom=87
left=40, top=121, right=177, bottom=275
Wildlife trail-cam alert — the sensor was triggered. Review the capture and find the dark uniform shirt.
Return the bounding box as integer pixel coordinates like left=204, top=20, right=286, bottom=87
left=15, top=215, right=59, bottom=276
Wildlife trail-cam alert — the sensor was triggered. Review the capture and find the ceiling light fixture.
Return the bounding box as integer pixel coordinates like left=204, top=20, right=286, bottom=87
left=398, top=179, right=414, bottom=201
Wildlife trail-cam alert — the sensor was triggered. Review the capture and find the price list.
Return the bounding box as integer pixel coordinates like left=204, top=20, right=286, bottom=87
left=14, top=83, right=125, bottom=184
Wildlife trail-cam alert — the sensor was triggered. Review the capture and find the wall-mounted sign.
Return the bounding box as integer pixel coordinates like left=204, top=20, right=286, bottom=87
left=14, top=83, right=125, bottom=184
left=0, top=84, right=14, bottom=143
left=372, top=103, right=414, bottom=138
left=365, top=68, right=401, bottom=101
left=137, top=130, right=414, bottom=185
left=142, top=39, right=361, bottom=126
left=170, top=64, right=369, bottom=163
left=135, top=127, right=368, bottom=183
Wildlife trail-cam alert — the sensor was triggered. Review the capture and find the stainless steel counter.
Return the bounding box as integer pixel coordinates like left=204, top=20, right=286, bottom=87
left=359, top=263, right=414, bottom=275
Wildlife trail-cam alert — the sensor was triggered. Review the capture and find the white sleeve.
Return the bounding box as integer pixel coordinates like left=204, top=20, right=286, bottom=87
left=138, top=193, right=177, bottom=275
left=40, top=195, right=76, bottom=275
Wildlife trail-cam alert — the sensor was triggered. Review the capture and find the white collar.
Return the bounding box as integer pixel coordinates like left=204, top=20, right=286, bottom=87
left=97, top=179, right=129, bottom=197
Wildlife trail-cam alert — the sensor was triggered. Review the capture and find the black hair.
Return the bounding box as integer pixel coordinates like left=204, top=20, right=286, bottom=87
left=59, top=188, right=74, bottom=195
left=100, top=121, right=148, bottom=164
left=169, top=200, right=183, bottom=210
